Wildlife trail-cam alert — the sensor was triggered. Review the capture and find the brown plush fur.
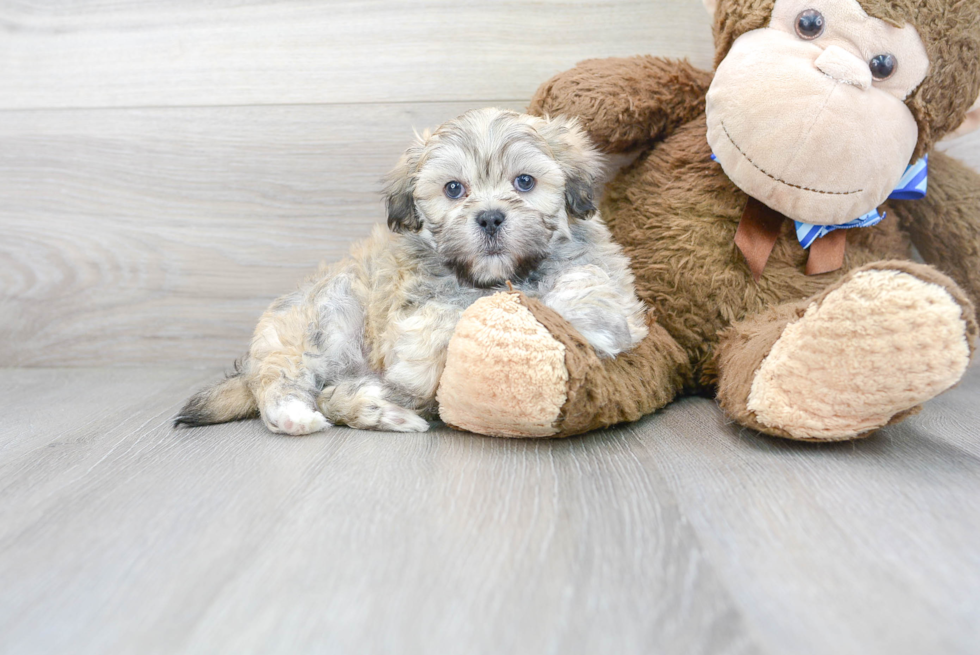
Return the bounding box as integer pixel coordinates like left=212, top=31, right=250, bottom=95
left=531, top=57, right=714, bottom=154
left=519, top=0, right=980, bottom=438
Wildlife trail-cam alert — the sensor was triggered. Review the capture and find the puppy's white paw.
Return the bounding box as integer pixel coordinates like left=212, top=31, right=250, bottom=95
left=575, top=314, right=634, bottom=358
left=265, top=399, right=331, bottom=436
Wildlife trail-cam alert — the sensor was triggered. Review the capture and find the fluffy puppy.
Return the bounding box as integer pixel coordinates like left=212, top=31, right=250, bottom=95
left=175, top=108, right=647, bottom=434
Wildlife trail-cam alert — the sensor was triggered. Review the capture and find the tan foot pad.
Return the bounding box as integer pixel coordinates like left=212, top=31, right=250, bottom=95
left=747, top=269, right=973, bottom=440
left=437, top=292, right=568, bottom=437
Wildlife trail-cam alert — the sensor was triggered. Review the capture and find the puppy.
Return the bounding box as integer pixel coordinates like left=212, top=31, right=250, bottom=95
left=175, top=108, right=648, bottom=434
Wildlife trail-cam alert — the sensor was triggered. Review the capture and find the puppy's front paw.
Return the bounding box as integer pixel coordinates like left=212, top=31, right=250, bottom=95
left=575, top=313, right=634, bottom=358
left=542, top=265, right=648, bottom=357
left=264, top=398, right=331, bottom=436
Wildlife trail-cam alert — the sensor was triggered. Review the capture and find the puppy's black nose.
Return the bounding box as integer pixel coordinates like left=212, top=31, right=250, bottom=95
left=476, top=210, right=505, bottom=237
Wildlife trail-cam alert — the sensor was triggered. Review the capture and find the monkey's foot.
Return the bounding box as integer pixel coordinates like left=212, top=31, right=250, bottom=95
left=437, top=292, right=569, bottom=437
left=746, top=263, right=976, bottom=441
left=436, top=291, right=687, bottom=438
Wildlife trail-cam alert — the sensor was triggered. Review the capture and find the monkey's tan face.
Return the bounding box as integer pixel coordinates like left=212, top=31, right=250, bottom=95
left=412, top=110, right=572, bottom=287
left=706, top=0, right=930, bottom=225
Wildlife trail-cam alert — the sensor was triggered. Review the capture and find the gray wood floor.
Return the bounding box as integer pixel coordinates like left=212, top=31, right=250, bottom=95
left=1, top=364, right=978, bottom=655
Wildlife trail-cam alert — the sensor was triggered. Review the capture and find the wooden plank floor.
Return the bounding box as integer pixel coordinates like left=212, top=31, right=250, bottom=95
left=1, top=365, right=978, bottom=655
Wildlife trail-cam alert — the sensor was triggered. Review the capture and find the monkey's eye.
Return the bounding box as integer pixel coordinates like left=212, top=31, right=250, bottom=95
left=514, top=174, right=536, bottom=192
left=869, top=54, right=897, bottom=81
left=444, top=180, right=466, bottom=200
left=795, top=9, right=825, bottom=40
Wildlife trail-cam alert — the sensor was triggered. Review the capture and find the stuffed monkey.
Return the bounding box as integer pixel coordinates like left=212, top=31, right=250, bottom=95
left=436, top=0, right=980, bottom=441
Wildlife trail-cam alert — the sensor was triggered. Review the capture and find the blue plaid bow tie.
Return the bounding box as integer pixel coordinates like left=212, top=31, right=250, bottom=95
left=795, top=157, right=928, bottom=247
left=710, top=155, right=929, bottom=249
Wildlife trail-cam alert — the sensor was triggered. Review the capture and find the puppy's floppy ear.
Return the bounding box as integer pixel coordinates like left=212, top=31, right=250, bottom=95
left=384, top=132, right=428, bottom=233
left=535, top=115, right=606, bottom=219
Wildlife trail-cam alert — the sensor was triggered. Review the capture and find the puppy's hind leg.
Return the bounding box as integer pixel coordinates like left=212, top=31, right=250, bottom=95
left=317, top=377, right=429, bottom=433
left=251, top=304, right=334, bottom=437
left=252, top=266, right=373, bottom=436
left=263, top=395, right=331, bottom=436
left=253, top=350, right=330, bottom=436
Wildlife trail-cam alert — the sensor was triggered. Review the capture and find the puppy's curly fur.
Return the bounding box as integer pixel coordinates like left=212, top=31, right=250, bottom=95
left=176, top=108, right=647, bottom=434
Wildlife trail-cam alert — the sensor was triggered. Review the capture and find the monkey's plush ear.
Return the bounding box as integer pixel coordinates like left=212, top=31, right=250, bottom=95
left=536, top=115, right=606, bottom=220
left=945, top=96, right=980, bottom=140
left=383, top=134, right=427, bottom=233
left=702, top=0, right=718, bottom=16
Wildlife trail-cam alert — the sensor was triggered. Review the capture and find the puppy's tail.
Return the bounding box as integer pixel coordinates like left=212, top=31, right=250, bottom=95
left=174, top=363, right=258, bottom=428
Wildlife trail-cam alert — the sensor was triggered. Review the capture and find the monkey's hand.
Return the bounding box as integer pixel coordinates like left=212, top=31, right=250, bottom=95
left=528, top=56, right=712, bottom=153
left=893, top=151, right=980, bottom=321
left=435, top=291, right=688, bottom=438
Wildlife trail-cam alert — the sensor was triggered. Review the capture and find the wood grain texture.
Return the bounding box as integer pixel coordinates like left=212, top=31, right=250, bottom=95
left=0, top=365, right=977, bottom=654
left=0, top=102, right=521, bottom=367
left=640, top=363, right=980, bottom=655
left=0, top=0, right=716, bottom=110
left=0, top=367, right=759, bottom=655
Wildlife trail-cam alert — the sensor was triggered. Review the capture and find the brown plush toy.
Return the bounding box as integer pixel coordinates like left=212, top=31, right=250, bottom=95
left=435, top=0, right=980, bottom=441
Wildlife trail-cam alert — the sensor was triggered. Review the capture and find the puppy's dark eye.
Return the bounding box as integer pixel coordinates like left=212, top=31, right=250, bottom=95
left=444, top=181, right=465, bottom=200
left=869, top=54, right=897, bottom=80
left=795, top=9, right=825, bottom=40
left=514, top=174, right=535, bottom=192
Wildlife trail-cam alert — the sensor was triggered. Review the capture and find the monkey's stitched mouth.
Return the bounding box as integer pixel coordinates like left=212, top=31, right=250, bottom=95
left=721, top=122, right=864, bottom=196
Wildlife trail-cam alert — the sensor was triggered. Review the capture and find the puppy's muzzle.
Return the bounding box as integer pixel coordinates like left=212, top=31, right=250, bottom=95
left=475, top=210, right=506, bottom=238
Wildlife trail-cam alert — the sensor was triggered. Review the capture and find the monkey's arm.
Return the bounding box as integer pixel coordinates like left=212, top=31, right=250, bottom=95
left=892, top=151, right=980, bottom=315
left=437, top=292, right=690, bottom=438
left=528, top=56, right=712, bottom=153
